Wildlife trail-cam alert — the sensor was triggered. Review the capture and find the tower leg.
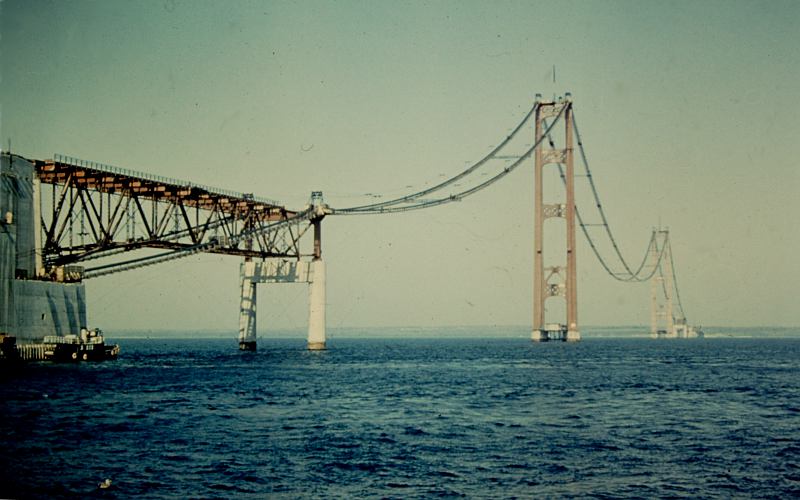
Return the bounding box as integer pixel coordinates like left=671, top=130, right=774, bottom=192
left=532, top=99, right=545, bottom=342
left=307, top=259, right=326, bottom=350
left=564, top=100, right=580, bottom=343
left=650, top=251, right=658, bottom=338
left=238, top=267, right=257, bottom=351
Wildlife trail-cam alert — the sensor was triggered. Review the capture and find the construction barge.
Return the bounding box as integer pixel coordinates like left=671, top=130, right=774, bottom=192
left=2, top=330, right=119, bottom=362
left=1, top=152, right=118, bottom=363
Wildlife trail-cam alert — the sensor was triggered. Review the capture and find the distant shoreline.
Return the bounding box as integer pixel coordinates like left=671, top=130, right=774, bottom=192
left=106, top=325, right=800, bottom=340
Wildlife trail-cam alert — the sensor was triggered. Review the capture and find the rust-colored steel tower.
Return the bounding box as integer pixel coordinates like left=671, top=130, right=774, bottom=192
left=532, top=94, right=580, bottom=342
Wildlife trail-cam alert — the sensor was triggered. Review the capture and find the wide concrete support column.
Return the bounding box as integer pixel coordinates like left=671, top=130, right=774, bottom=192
left=238, top=270, right=257, bottom=351
left=307, top=259, right=326, bottom=350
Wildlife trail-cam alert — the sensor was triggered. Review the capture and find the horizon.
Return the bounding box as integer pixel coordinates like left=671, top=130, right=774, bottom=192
left=106, top=324, right=800, bottom=340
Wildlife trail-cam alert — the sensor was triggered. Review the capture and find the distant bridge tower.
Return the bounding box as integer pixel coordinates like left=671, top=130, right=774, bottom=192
left=650, top=229, right=676, bottom=338
left=238, top=192, right=328, bottom=351
left=532, top=94, right=580, bottom=342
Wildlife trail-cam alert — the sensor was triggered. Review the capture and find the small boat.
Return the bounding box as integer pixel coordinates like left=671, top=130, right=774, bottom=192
left=42, top=329, right=119, bottom=362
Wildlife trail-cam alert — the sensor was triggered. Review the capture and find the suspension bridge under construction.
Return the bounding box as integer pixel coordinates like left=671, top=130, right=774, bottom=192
left=0, top=93, right=700, bottom=360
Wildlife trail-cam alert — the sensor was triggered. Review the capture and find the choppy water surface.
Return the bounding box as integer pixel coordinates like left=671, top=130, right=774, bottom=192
left=1, top=336, right=799, bottom=498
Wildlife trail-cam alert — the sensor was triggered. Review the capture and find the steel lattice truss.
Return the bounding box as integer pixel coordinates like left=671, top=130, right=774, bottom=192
left=36, top=157, right=312, bottom=272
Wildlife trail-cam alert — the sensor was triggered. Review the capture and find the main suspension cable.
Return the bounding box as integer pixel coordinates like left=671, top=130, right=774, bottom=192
left=334, top=102, right=542, bottom=214
left=334, top=104, right=564, bottom=215
left=571, top=112, right=639, bottom=277
left=543, top=115, right=656, bottom=282
left=666, top=237, right=687, bottom=320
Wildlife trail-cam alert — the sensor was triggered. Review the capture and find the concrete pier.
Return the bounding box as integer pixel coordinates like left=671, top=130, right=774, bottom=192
left=531, top=329, right=546, bottom=342
left=532, top=324, right=580, bottom=342
left=236, top=258, right=327, bottom=351
left=238, top=269, right=257, bottom=351
left=307, top=259, right=326, bottom=350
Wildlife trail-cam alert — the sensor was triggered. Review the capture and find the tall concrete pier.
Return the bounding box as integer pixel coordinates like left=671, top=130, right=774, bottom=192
left=237, top=193, right=328, bottom=351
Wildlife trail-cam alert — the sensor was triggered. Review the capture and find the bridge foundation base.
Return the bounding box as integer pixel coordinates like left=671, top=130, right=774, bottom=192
left=307, top=341, right=326, bottom=351
left=239, top=341, right=257, bottom=351
left=237, top=257, right=328, bottom=352
left=532, top=325, right=580, bottom=342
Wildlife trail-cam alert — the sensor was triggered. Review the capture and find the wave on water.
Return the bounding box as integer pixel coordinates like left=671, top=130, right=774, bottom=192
left=1, top=335, right=798, bottom=498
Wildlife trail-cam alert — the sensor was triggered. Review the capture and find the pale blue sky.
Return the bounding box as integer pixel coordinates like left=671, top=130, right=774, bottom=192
left=2, top=0, right=799, bottom=330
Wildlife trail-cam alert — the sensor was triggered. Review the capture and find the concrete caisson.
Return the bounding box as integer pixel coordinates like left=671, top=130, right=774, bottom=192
left=1, top=153, right=88, bottom=342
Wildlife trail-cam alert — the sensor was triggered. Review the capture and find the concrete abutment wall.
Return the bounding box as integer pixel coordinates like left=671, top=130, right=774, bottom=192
left=1, top=153, right=88, bottom=341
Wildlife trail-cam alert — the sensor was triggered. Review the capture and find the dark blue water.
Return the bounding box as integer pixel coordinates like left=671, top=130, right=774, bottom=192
left=1, top=337, right=799, bottom=499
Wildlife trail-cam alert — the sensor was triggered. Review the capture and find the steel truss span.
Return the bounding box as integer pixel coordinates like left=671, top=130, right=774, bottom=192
left=35, top=156, right=317, bottom=279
